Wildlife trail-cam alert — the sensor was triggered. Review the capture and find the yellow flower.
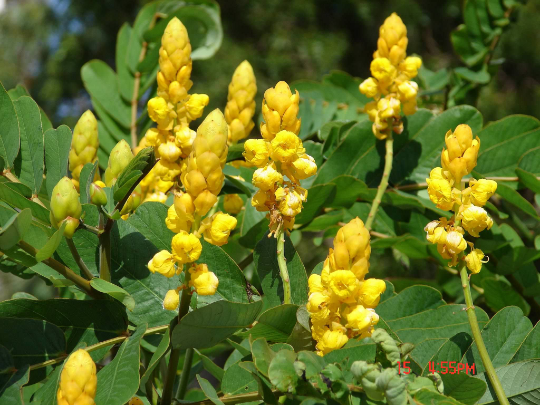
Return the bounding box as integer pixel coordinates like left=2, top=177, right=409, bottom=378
left=308, top=274, right=325, bottom=294
left=145, top=128, right=167, bottom=147
left=425, top=225, right=448, bottom=245
left=57, top=349, right=96, bottom=405
left=275, top=186, right=307, bottom=217
left=225, top=60, right=257, bottom=144
left=261, top=81, right=301, bottom=140
left=189, top=264, right=219, bottom=295
left=460, top=205, right=493, bottom=237
left=165, top=205, right=191, bottom=234
left=316, top=329, right=348, bottom=356
left=270, top=131, right=304, bottom=163
left=252, top=163, right=283, bottom=191
left=344, top=305, right=378, bottom=331
left=174, top=191, right=195, bottom=221
left=148, top=250, right=176, bottom=278
left=402, top=98, right=417, bottom=116
left=306, top=292, right=331, bottom=321
left=469, top=179, right=497, bottom=207
left=243, top=139, right=270, bottom=167
left=154, top=159, right=182, bottom=182
left=223, top=194, right=244, bottom=215
left=328, top=270, right=360, bottom=302
left=397, top=80, right=418, bottom=101
left=148, top=97, right=173, bottom=130
left=175, top=127, right=197, bottom=156
left=370, top=58, right=396, bottom=87
left=202, top=212, right=237, bottom=246
left=358, top=278, right=386, bottom=308
left=427, top=167, right=455, bottom=211
left=437, top=231, right=467, bottom=265
left=163, top=289, right=180, bottom=310
left=359, top=77, right=379, bottom=98
left=441, top=124, right=480, bottom=182
left=465, top=248, right=487, bottom=274
left=290, top=153, right=317, bottom=180
left=158, top=140, right=182, bottom=162
left=399, top=56, right=422, bottom=78
left=185, top=94, right=209, bottom=122
left=171, top=231, right=202, bottom=264
left=377, top=96, right=401, bottom=120
left=251, top=189, right=270, bottom=212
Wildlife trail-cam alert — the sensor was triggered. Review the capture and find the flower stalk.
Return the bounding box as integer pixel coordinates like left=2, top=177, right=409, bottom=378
left=365, top=136, right=393, bottom=231
left=66, top=238, right=94, bottom=280
left=276, top=227, right=291, bottom=304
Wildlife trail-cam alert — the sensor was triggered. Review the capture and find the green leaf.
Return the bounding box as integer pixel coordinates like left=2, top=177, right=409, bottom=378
left=140, top=332, right=170, bottom=393
left=462, top=307, right=532, bottom=374
left=81, top=60, right=131, bottom=128
left=0, top=182, right=50, bottom=224
left=0, top=81, right=20, bottom=170
left=90, top=278, right=136, bottom=311
left=253, top=232, right=308, bottom=309
left=44, top=125, right=72, bottom=199
left=196, top=349, right=225, bottom=381
left=451, top=24, right=489, bottom=67
left=482, top=278, right=530, bottom=315
left=516, top=168, right=540, bottom=193
left=113, top=147, right=155, bottom=203
left=418, top=66, right=451, bottom=91
left=197, top=375, right=225, bottom=405
left=12, top=97, right=44, bottom=194
left=295, top=184, right=336, bottom=224
left=172, top=300, right=263, bottom=350
left=237, top=304, right=298, bottom=342
left=94, top=100, right=130, bottom=145
left=0, top=208, right=32, bottom=250
left=79, top=162, right=98, bottom=204
left=111, top=217, right=179, bottom=327
left=268, top=350, right=298, bottom=392
left=0, top=318, right=65, bottom=368
left=238, top=202, right=267, bottom=249
left=475, top=360, right=540, bottom=404
left=251, top=338, right=276, bottom=377
left=454, top=66, right=491, bottom=84
left=35, top=221, right=66, bottom=262
left=226, top=143, right=244, bottom=162
left=116, top=23, right=134, bottom=102
left=323, top=341, right=377, bottom=365
left=0, top=366, right=29, bottom=405
left=0, top=299, right=127, bottom=352
left=496, top=182, right=539, bottom=220
left=221, top=362, right=258, bottom=395
left=94, top=325, right=147, bottom=405
left=512, top=321, right=540, bottom=363
left=326, top=175, right=367, bottom=208
left=286, top=305, right=316, bottom=352
left=414, top=389, right=466, bottom=405
left=440, top=372, right=487, bottom=405
left=474, top=115, right=540, bottom=177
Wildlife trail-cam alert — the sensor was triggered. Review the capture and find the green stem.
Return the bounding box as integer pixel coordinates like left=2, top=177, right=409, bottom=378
left=459, top=265, right=509, bottom=405
left=176, top=347, right=194, bottom=399
left=162, top=272, right=193, bottom=405
left=98, top=210, right=111, bottom=281
left=365, top=136, right=393, bottom=231
left=276, top=228, right=291, bottom=304
left=66, top=238, right=94, bottom=280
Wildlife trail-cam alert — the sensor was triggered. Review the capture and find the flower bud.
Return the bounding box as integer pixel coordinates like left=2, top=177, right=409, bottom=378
left=441, top=124, right=480, bottom=182
left=193, top=109, right=229, bottom=163
left=370, top=58, right=396, bottom=87
left=344, top=305, right=377, bottom=331
left=243, top=139, right=270, bottom=168
left=251, top=189, right=270, bottom=212
left=174, top=191, right=195, bottom=221
left=460, top=205, right=493, bottom=237
left=374, top=13, right=408, bottom=65
left=333, top=217, right=371, bottom=279
left=50, top=177, right=82, bottom=238
left=165, top=205, right=191, bottom=234
left=426, top=167, right=455, bottom=211
left=69, top=110, right=99, bottom=183
left=306, top=291, right=331, bottom=321
left=261, top=81, right=301, bottom=140
left=185, top=94, right=209, bottom=122
left=290, top=153, right=317, bottom=180
left=171, top=231, right=202, bottom=264
left=193, top=190, right=218, bottom=216
left=148, top=97, right=174, bottom=130
left=465, top=248, right=486, bottom=274
left=163, top=289, right=180, bottom=310
left=175, top=126, right=196, bottom=157
left=399, top=56, right=422, bottom=78
left=159, top=18, right=192, bottom=84
left=316, top=329, right=348, bottom=356
left=252, top=163, right=283, bottom=191
left=189, top=264, right=219, bottom=295
left=226, top=60, right=257, bottom=144
left=469, top=179, right=497, bottom=207
left=57, top=349, right=96, bottom=405
left=89, top=182, right=107, bottom=206
left=202, top=212, right=237, bottom=246
left=157, top=140, right=182, bottom=162
left=358, top=279, right=386, bottom=308
left=223, top=194, right=244, bottom=215
left=308, top=274, right=324, bottom=294
left=359, top=77, right=379, bottom=98
left=104, top=140, right=134, bottom=187
left=148, top=250, right=176, bottom=278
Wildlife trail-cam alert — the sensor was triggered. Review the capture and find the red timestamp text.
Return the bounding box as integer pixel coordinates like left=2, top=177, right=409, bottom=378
left=397, top=361, right=476, bottom=375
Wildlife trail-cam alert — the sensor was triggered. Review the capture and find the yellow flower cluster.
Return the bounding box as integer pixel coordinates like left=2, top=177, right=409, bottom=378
left=57, top=349, right=96, bottom=405
left=307, top=218, right=386, bottom=356
left=243, top=81, right=316, bottom=233
left=359, top=13, right=422, bottom=139
left=148, top=110, right=237, bottom=309
left=225, top=60, right=257, bottom=144
left=425, top=124, right=497, bottom=274
left=69, top=110, right=100, bottom=190
left=137, top=17, right=209, bottom=202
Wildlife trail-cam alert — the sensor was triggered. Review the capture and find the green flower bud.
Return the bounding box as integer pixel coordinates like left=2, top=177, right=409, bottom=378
left=104, top=140, right=134, bottom=187
left=50, top=177, right=82, bottom=238
left=69, top=110, right=99, bottom=182
left=89, top=183, right=107, bottom=206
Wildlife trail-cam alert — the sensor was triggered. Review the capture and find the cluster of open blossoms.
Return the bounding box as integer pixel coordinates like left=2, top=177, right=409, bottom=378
left=425, top=124, right=497, bottom=274
left=307, top=218, right=386, bottom=356
left=147, top=110, right=237, bottom=310
left=359, top=13, right=422, bottom=139
left=243, top=81, right=317, bottom=234
left=135, top=17, right=210, bottom=203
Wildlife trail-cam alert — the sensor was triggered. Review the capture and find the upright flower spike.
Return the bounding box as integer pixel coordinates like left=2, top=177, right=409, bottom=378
left=307, top=218, right=384, bottom=356
left=69, top=110, right=99, bottom=190
left=260, top=81, right=301, bottom=141
left=441, top=124, right=480, bottom=183
left=225, top=60, right=257, bottom=144
left=104, top=140, right=134, bottom=187
left=50, top=177, right=82, bottom=239
left=359, top=12, right=421, bottom=139
left=57, top=349, right=96, bottom=405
